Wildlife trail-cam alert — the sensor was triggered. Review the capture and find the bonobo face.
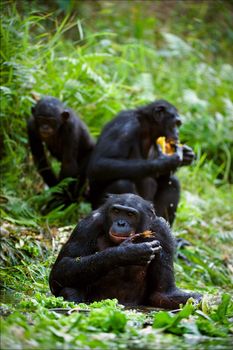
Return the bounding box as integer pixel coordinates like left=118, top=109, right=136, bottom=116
left=36, top=116, right=60, bottom=139
left=105, top=194, right=155, bottom=245
left=150, top=100, right=182, bottom=142
left=32, top=97, right=68, bottom=140
left=163, top=109, right=182, bottom=143
left=108, top=204, right=140, bottom=244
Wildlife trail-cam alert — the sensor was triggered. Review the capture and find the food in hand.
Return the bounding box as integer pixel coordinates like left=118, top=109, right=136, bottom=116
left=130, top=230, right=155, bottom=242
left=156, top=137, right=182, bottom=155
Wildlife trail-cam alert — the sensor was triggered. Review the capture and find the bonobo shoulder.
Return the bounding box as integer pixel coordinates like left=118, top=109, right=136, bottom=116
left=117, top=109, right=139, bottom=119
left=151, top=216, right=175, bottom=253
left=103, top=110, right=140, bottom=136
left=69, top=209, right=104, bottom=241
left=152, top=216, right=171, bottom=234
left=116, top=110, right=141, bottom=130
left=27, top=115, right=35, bottom=126
left=27, top=115, right=37, bottom=133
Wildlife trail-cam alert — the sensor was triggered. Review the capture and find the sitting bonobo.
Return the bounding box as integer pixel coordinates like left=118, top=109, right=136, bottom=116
left=88, top=100, right=195, bottom=226
left=49, top=193, right=201, bottom=309
left=27, top=96, right=94, bottom=199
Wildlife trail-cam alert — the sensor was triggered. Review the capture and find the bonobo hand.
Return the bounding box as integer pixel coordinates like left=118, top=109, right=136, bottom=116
left=117, top=240, right=161, bottom=265
left=152, top=152, right=182, bottom=176
left=181, top=145, right=195, bottom=166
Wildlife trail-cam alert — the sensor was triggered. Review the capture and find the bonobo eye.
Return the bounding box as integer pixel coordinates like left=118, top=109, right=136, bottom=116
left=127, top=211, right=136, bottom=217
left=113, top=208, right=120, bottom=214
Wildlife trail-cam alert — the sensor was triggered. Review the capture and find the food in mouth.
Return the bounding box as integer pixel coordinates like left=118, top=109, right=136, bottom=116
left=110, top=230, right=133, bottom=243
left=156, top=136, right=182, bottom=155
left=110, top=229, right=155, bottom=244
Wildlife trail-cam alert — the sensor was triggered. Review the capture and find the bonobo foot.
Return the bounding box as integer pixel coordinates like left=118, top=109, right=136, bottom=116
left=59, top=287, right=84, bottom=303
left=149, top=289, right=202, bottom=309
left=175, top=238, right=192, bottom=264
left=41, top=189, right=77, bottom=214
left=176, top=237, right=190, bottom=249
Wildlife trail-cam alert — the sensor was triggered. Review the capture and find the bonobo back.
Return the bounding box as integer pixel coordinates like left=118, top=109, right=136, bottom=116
left=87, top=100, right=195, bottom=227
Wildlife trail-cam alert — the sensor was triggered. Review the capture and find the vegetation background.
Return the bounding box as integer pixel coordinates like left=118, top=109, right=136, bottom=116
left=0, top=0, right=233, bottom=349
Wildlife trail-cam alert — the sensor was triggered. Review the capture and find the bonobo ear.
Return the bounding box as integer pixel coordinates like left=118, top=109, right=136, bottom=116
left=104, top=193, right=114, bottom=202
left=153, top=103, right=167, bottom=122
left=31, top=106, right=35, bottom=115
left=61, top=110, right=70, bottom=122
left=99, top=193, right=115, bottom=208
left=154, top=105, right=166, bottom=113
left=150, top=203, right=156, bottom=217
left=154, top=104, right=166, bottom=119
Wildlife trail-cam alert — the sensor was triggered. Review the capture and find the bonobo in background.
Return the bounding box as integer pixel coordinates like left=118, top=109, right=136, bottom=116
left=49, top=193, right=201, bottom=309
left=88, top=100, right=195, bottom=226
left=27, top=97, right=95, bottom=204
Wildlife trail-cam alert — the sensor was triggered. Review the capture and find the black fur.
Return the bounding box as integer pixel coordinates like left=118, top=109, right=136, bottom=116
left=87, top=100, right=194, bottom=225
left=27, top=96, right=94, bottom=196
left=49, top=193, right=201, bottom=309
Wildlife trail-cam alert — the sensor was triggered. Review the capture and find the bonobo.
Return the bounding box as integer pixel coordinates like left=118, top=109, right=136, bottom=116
left=88, top=100, right=195, bottom=225
left=49, top=193, right=201, bottom=309
left=27, top=97, right=94, bottom=197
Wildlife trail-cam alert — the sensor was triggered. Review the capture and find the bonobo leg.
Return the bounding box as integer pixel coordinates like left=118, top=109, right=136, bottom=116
left=149, top=289, right=202, bottom=309
left=147, top=245, right=202, bottom=309
left=153, top=175, right=180, bottom=226
left=91, top=180, right=137, bottom=209
left=105, top=179, right=137, bottom=194
left=41, top=183, right=76, bottom=214
left=147, top=225, right=202, bottom=310
left=136, top=177, right=158, bottom=201
left=59, top=287, right=84, bottom=303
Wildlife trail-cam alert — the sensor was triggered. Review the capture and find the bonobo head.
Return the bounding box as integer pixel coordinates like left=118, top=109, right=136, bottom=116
left=103, top=194, right=156, bottom=245
left=32, top=96, right=71, bottom=140
left=138, top=100, right=182, bottom=142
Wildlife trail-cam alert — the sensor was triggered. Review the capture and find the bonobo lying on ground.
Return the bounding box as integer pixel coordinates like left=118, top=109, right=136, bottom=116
left=88, top=100, right=195, bottom=226
left=27, top=96, right=95, bottom=202
left=49, top=193, right=201, bottom=309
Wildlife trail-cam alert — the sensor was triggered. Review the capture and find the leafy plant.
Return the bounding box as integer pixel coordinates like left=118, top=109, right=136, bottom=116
left=1, top=2, right=233, bottom=349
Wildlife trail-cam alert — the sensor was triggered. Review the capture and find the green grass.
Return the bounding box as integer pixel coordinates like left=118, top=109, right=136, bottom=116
left=0, top=1, right=233, bottom=349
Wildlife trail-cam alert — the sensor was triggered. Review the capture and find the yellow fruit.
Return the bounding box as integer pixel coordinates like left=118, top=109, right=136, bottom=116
left=156, top=137, right=181, bottom=155
left=140, top=230, right=154, bottom=238
left=156, top=137, right=167, bottom=153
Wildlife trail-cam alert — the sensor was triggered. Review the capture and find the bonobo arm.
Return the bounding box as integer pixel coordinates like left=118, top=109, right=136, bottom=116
left=180, top=145, right=195, bottom=166
left=147, top=217, right=176, bottom=292
left=60, top=149, right=79, bottom=180
left=59, top=121, right=80, bottom=180
left=88, top=117, right=183, bottom=182
left=49, top=211, right=160, bottom=295
left=27, top=117, right=58, bottom=187
left=147, top=217, right=201, bottom=308
left=89, top=154, right=182, bottom=181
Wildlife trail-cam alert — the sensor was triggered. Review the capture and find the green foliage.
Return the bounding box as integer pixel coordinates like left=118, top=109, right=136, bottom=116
left=153, top=295, right=233, bottom=338
left=1, top=294, right=232, bottom=349
left=1, top=2, right=233, bottom=349
left=19, top=293, right=76, bottom=310
left=153, top=301, right=197, bottom=335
